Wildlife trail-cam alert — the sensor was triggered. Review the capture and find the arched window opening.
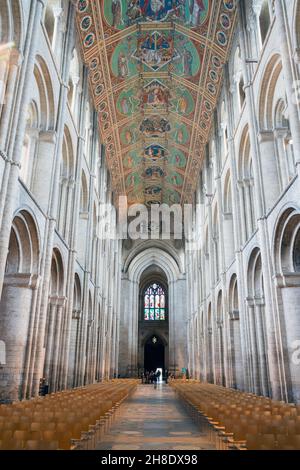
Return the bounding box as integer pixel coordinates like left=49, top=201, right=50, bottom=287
left=206, top=142, right=215, bottom=194
left=57, top=127, right=74, bottom=240
left=293, top=229, right=300, bottom=273
left=220, top=102, right=228, bottom=165
left=84, top=102, right=92, bottom=162
left=233, top=46, right=245, bottom=113
left=80, top=172, right=88, bottom=214
left=274, top=99, right=296, bottom=186
left=0, top=211, right=39, bottom=401
left=143, top=282, right=166, bottom=321
left=68, top=49, right=81, bottom=119
left=239, top=128, right=257, bottom=243
left=259, top=1, right=271, bottom=45
left=44, top=5, right=55, bottom=45
left=44, top=0, right=63, bottom=52
left=213, top=208, right=220, bottom=282
left=20, top=102, right=39, bottom=187
left=91, top=203, right=98, bottom=280
left=0, top=340, right=6, bottom=366
left=239, top=76, right=245, bottom=107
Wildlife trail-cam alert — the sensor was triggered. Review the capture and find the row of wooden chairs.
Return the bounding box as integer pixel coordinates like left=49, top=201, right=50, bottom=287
left=170, top=381, right=300, bottom=450
left=0, top=379, right=138, bottom=450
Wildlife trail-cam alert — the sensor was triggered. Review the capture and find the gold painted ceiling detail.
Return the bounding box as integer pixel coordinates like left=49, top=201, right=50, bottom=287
left=76, top=0, right=237, bottom=206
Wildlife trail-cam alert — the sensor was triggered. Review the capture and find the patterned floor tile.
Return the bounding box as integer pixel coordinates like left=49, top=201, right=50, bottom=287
left=96, top=385, right=216, bottom=451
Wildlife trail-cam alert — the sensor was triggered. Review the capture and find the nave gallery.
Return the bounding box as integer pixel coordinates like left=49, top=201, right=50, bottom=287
left=0, top=0, right=300, bottom=453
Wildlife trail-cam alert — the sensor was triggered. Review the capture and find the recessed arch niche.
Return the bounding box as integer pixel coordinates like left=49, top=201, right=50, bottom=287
left=138, top=265, right=169, bottom=375
left=119, top=245, right=187, bottom=378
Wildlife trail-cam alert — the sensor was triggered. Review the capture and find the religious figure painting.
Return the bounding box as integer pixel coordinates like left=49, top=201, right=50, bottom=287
left=144, top=166, right=165, bottom=178
left=118, top=52, right=129, bottom=78
left=111, top=41, right=138, bottom=79
left=166, top=171, right=183, bottom=187
left=103, top=0, right=209, bottom=29
left=123, top=151, right=141, bottom=169
left=172, top=87, right=195, bottom=116
left=116, top=89, right=140, bottom=116
left=182, top=47, right=193, bottom=76
left=140, top=117, right=171, bottom=137
left=140, top=80, right=171, bottom=109
left=144, top=144, right=166, bottom=161
left=145, top=185, right=162, bottom=196
left=171, top=34, right=201, bottom=78
left=132, top=31, right=179, bottom=72
left=171, top=122, right=190, bottom=145
left=187, top=0, right=208, bottom=27
left=111, top=0, right=123, bottom=28
left=120, top=125, right=139, bottom=146
left=168, top=148, right=187, bottom=168
left=125, top=172, right=141, bottom=189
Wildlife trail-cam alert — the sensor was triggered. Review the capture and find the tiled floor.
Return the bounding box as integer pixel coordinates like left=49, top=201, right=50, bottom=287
left=96, top=384, right=216, bottom=450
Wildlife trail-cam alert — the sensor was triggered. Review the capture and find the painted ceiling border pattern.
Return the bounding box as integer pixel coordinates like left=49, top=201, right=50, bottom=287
left=76, top=1, right=237, bottom=205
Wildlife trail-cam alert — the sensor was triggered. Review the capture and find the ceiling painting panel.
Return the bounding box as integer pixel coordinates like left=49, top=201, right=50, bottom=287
left=76, top=0, right=237, bottom=205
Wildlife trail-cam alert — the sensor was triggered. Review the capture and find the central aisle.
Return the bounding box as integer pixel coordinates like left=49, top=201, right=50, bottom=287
left=97, top=384, right=216, bottom=450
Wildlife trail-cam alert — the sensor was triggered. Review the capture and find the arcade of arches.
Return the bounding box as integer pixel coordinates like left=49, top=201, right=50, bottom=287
left=1, top=0, right=300, bottom=451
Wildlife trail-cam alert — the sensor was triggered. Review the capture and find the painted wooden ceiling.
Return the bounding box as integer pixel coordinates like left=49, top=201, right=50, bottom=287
left=76, top=0, right=237, bottom=206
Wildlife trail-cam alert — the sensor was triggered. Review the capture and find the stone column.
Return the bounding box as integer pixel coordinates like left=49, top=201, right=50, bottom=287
left=71, top=75, right=80, bottom=115
left=216, top=321, right=225, bottom=386
left=65, top=178, right=75, bottom=243
left=51, top=300, right=65, bottom=391
left=100, top=299, right=107, bottom=379
left=43, top=301, right=57, bottom=381
left=228, top=311, right=236, bottom=388
left=207, top=326, right=213, bottom=383
left=105, top=305, right=113, bottom=379
left=246, top=299, right=260, bottom=395
left=254, top=298, right=270, bottom=396
left=244, top=179, right=255, bottom=239
left=237, top=181, right=247, bottom=245
left=0, top=273, right=38, bottom=402
left=67, top=309, right=81, bottom=388
left=57, top=177, right=68, bottom=233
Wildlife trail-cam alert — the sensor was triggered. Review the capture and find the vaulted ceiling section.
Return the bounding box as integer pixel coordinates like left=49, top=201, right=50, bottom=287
left=76, top=0, right=237, bottom=206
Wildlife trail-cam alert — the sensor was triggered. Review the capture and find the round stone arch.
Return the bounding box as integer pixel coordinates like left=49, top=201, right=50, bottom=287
left=0, top=209, right=40, bottom=402
left=258, top=53, right=283, bottom=130
left=119, top=246, right=187, bottom=378
left=273, top=205, right=300, bottom=402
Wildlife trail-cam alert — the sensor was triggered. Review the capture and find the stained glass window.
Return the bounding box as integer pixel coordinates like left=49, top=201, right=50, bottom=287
left=144, top=283, right=166, bottom=321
